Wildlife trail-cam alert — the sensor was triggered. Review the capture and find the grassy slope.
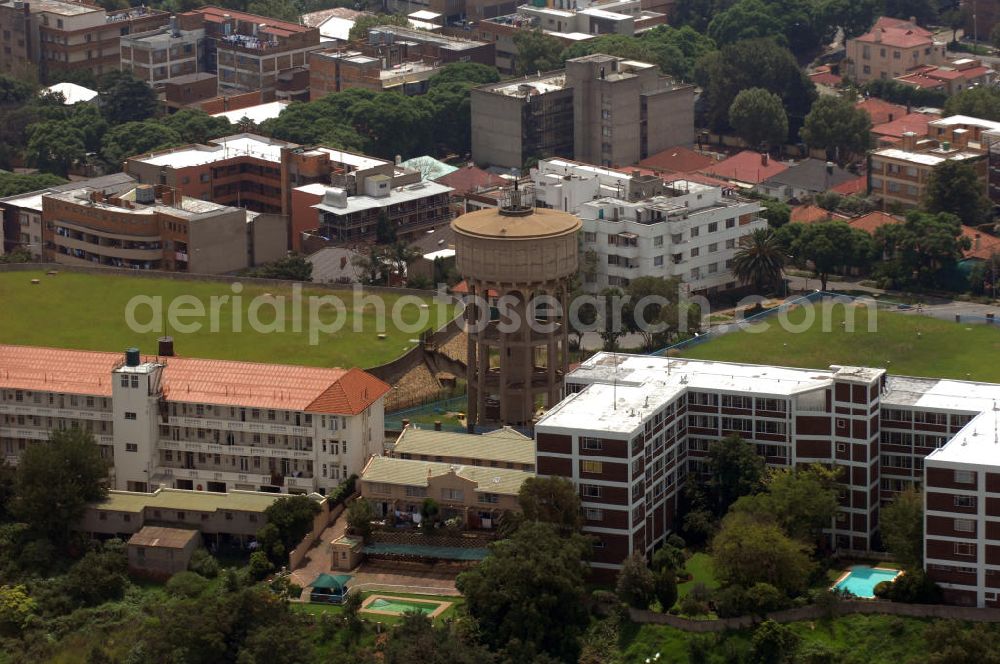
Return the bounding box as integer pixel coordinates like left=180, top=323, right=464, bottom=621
left=0, top=271, right=455, bottom=368
left=677, top=552, right=719, bottom=600
left=619, top=614, right=934, bottom=664
left=682, top=305, right=1000, bottom=382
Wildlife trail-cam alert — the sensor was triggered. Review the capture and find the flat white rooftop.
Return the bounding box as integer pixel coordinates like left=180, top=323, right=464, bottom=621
left=538, top=353, right=862, bottom=433
left=211, top=100, right=289, bottom=124
left=135, top=134, right=292, bottom=168
left=310, top=180, right=452, bottom=215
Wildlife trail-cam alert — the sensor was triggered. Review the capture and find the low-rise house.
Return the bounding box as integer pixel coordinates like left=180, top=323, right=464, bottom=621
left=80, top=487, right=293, bottom=544
left=359, top=455, right=531, bottom=528
left=871, top=111, right=940, bottom=147
left=127, top=526, right=201, bottom=578
left=895, top=58, right=994, bottom=96
left=637, top=145, right=718, bottom=175
left=846, top=16, right=946, bottom=84
left=855, top=98, right=908, bottom=126
left=390, top=425, right=535, bottom=472
left=700, top=151, right=789, bottom=188
left=755, top=158, right=855, bottom=202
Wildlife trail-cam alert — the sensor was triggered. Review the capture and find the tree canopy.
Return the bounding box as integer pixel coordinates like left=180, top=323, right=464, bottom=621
left=0, top=171, right=66, bottom=197
left=924, top=160, right=992, bottom=226
left=874, top=211, right=971, bottom=290
left=513, top=29, right=565, bottom=76
left=696, top=39, right=816, bottom=133
left=623, top=276, right=701, bottom=351
left=255, top=495, right=321, bottom=564
left=13, top=427, right=108, bottom=540
left=97, top=70, right=157, bottom=125
left=25, top=121, right=86, bottom=178
left=731, top=227, right=786, bottom=295
left=732, top=464, right=840, bottom=543
left=712, top=510, right=814, bottom=595
left=786, top=220, right=876, bottom=290
left=517, top=475, right=582, bottom=533
left=159, top=108, right=233, bottom=145
left=707, top=434, right=764, bottom=516
left=799, top=95, right=872, bottom=165
left=881, top=488, right=923, bottom=570
left=728, top=87, right=788, bottom=149
left=456, top=521, right=591, bottom=662
left=243, top=254, right=313, bottom=281
left=101, top=121, right=182, bottom=167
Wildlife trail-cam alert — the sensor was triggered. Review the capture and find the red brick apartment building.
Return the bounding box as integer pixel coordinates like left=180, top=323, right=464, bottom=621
left=535, top=352, right=1000, bottom=606
left=0, top=0, right=167, bottom=81
left=125, top=133, right=452, bottom=250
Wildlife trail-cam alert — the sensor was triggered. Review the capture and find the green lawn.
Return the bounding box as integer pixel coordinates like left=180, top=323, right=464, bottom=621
left=682, top=305, right=1000, bottom=382
left=619, top=614, right=936, bottom=663
left=677, top=552, right=719, bottom=600
left=0, top=271, right=456, bottom=368
left=292, top=590, right=463, bottom=625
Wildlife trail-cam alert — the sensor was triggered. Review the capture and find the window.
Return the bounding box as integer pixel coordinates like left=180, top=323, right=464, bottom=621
left=955, top=470, right=974, bottom=484
left=836, top=443, right=846, bottom=452
left=653, top=235, right=663, bottom=247
left=582, top=484, right=602, bottom=498
left=441, top=488, right=464, bottom=501
left=581, top=437, right=603, bottom=451
left=585, top=508, right=603, bottom=521
left=478, top=493, right=499, bottom=504
left=124, top=412, right=137, bottom=420
left=954, top=518, right=975, bottom=533
left=708, top=242, right=718, bottom=253
left=690, top=227, right=699, bottom=238
left=690, top=247, right=700, bottom=258
left=726, top=218, right=735, bottom=229
left=125, top=443, right=138, bottom=452
left=583, top=231, right=597, bottom=243
left=120, top=375, right=129, bottom=387
left=707, top=222, right=718, bottom=233
left=836, top=418, right=847, bottom=430
left=954, top=542, right=975, bottom=556
left=582, top=460, right=603, bottom=474
left=653, top=255, right=664, bottom=267
left=726, top=238, right=736, bottom=249
left=405, top=486, right=426, bottom=497
left=955, top=495, right=976, bottom=508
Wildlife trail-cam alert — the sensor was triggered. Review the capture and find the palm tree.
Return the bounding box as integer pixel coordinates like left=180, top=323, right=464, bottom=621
left=731, top=228, right=786, bottom=298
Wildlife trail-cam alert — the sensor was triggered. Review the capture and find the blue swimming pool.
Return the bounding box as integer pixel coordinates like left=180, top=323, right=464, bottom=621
left=833, top=565, right=901, bottom=598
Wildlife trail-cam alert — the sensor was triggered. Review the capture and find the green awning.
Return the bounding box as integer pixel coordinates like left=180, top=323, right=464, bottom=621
left=309, top=573, right=351, bottom=591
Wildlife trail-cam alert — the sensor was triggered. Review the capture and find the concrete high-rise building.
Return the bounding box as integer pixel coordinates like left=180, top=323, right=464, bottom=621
left=452, top=185, right=580, bottom=428
left=471, top=53, right=694, bottom=170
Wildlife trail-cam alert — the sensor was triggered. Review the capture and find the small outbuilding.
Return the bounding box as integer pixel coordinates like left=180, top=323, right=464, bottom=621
left=127, top=526, right=201, bottom=579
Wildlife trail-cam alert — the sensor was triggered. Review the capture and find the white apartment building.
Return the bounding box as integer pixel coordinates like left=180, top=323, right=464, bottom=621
left=536, top=351, right=1000, bottom=607
left=0, top=345, right=389, bottom=496
left=532, top=159, right=764, bottom=294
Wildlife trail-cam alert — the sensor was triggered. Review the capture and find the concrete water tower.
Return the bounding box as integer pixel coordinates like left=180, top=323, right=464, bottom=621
left=452, top=184, right=580, bottom=429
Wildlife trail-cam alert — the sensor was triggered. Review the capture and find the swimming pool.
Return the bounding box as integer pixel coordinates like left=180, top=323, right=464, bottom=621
left=832, top=565, right=902, bottom=598
left=360, top=594, right=452, bottom=618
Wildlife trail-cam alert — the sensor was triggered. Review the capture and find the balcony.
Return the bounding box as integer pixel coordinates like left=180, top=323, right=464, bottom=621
left=159, top=438, right=314, bottom=460
left=0, top=403, right=113, bottom=421
left=154, top=464, right=315, bottom=488
left=0, top=427, right=50, bottom=441
left=166, top=415, right=311, bottom=437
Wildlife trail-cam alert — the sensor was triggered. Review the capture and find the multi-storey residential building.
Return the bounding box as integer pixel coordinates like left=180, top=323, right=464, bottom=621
left=0, top=172, right=135, bottom=256
left=300, top=177, right=453, bottom=248
left=40, top=182, right=284, bottom=273
left=0, top=345, right=390, bottom=496
left=868, top=116, right=997, bottom=208
left=126, top=133, right=444, bottom=250
left=895, top=57, right=994, bottom=96
left=198, top=7, right=321, bottom=99
left=846, top=16, right=946, bottom=84
left=120, top=15, right=205, bottom=89
left=536, top=353, right=888, bottom=577
left=359, top=454, right=531, bottom=528
left=0, top=0, right=167, bottom=81
left=536, top=351, right=1000, bottom=606
left=471, top=70, right=574, bottom=170
left=985, top=129, right=1000, bottom=205
left=309, top=27, right=495, bottom=99
left=476, top=0, right=665, bottom=74
left=532, top=158, right=763, bottom=294
left=471, top=53, right=694, bottom=170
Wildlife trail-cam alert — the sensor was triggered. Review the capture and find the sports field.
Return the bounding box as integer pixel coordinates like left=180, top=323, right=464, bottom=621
left=680, top=302, right=1000, bottom=382
left=0, top=271, right=457, bottom=368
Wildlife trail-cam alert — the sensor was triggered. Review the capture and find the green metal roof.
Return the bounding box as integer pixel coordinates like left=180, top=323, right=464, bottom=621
left=310, top=573, right=351, bottom=590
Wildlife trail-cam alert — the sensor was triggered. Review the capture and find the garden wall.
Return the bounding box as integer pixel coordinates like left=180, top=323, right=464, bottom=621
left=288, top=499, right=348, bottom=571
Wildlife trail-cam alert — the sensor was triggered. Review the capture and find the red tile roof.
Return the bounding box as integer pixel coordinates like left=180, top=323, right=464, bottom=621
left=855, top=16, right=935, bottom=48
left=810, top=66, right=843, bottom=87
left=872, top=112, right=939, bottom=139
left=700, top=151, right=789, bottom=185
left=0, top=345, right=389, bottom=414
left=848, top=211, right=901, bottom=234
left=435, top=164, right=505, bottom=194
left=637, top=146, right=716, bottom=174
left=962, top=227, right=1000, bottom=261
left=894, top=73, right=946, bottom=90
left=855, top=98, right=908, bottom=126
left=790, top=204, right=832, bottom=224
left=661, top=172, right=732, bottom=188
left=831, top=175, right=867, bottom=196
left=194, top=6, right=313, bottom=34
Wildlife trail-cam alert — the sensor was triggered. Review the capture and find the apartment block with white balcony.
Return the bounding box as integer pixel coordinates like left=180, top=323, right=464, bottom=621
left=0, top=345, right=389, bottom=497
left=532, top=158, right=763, bottom=294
